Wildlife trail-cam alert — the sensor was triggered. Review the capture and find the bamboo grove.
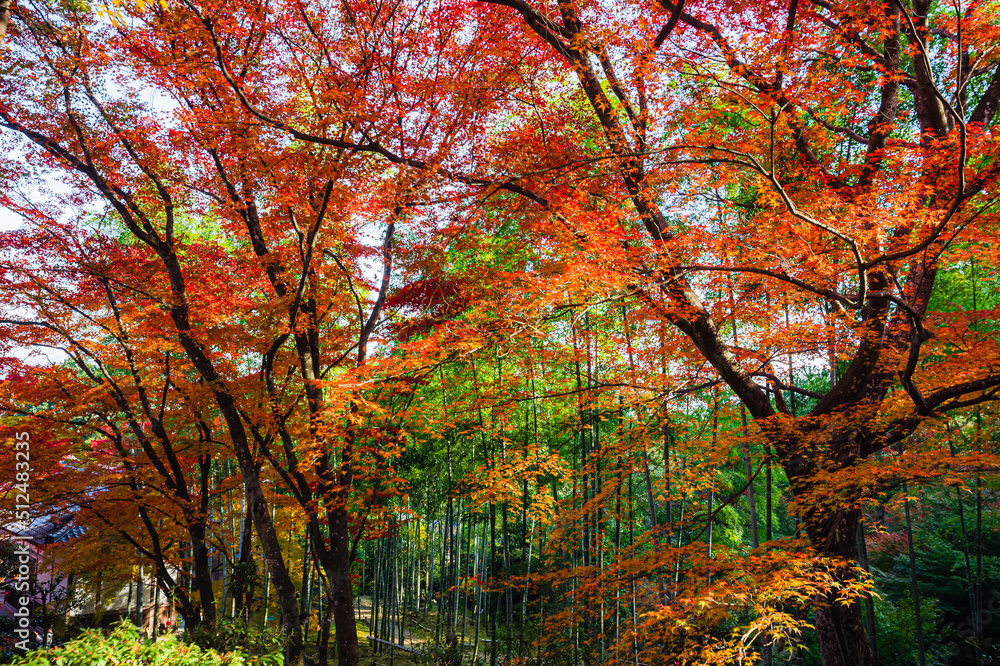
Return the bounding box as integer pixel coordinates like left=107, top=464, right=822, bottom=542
left=2, top=0, right=1000, bottom=664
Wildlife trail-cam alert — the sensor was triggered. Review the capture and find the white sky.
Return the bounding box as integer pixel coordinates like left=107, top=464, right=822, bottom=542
left=0, top=206, right=21, bottom=232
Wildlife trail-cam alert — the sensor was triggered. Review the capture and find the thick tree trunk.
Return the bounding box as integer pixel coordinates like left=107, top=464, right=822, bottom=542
left=326, top=505, right=360, bottom=666
left=194, top=455, right=216, bottom=624
left=243, top=472, right=303, bottom=662
left=813, top=596, right=872, bottom=666
left=234, top=509, right=255, bottom=620
left=801, top=505, right=874, bottom=666
left=191, top=523, right=217, bottom=625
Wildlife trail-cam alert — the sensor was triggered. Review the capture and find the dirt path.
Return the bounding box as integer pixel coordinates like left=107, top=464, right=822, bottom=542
left=353, top=596, right=429, bottom=651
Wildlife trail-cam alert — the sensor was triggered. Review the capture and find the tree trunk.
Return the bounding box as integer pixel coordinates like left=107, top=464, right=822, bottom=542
left=904, top=489, right=927, bottom=666
left=813, top=593, right=872, bottom=666
left=191, top=522, right=217, bottom=625
left=235, top=505, right=255, bottom=622
left=857, top=523, right=880, bottom=666
left=318, top=585, right=333, bottom=665
left=326, top=505, right=359, bottom=666
left=801, top=506, right=874, bottom=666
left=243, top=466, right=303, bottom=662
left=133, top=572, right=141, bottom=629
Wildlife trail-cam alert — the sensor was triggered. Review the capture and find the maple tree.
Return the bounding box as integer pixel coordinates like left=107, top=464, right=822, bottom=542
left=472, top=1, right=1000, bottom=662
left=0, top=230, right=258, bottom=629
left=0, top=1, right=423, bottom=662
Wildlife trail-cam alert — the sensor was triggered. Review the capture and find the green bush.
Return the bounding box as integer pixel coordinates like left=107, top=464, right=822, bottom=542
left=9, top=621, right=282, bottom=666
left=184, top=617, right=284, bottom=656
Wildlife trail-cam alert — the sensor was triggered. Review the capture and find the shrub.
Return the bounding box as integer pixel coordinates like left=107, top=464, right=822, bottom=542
left=8, top=621, right=282, bottom=666
left=184, top=617, right=285, bottom=656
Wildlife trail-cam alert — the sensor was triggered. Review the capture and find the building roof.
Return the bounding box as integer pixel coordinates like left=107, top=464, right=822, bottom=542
left=1, top=515, right=84, bottom=547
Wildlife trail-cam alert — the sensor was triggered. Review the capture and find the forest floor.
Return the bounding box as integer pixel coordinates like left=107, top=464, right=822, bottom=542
left=300, top=597, right=512, bottom=665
